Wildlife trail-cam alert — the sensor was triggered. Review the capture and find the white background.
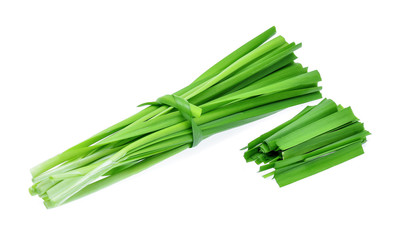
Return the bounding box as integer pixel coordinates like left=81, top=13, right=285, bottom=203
left=1, top=1, right=394, bottom=239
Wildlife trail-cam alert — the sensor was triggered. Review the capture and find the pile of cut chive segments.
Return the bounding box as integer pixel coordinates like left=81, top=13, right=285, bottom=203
left=243, top=99, right=369, bottom=187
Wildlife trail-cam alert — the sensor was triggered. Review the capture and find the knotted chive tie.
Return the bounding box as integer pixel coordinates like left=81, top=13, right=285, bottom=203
left=139, top=94, right=203, bottom=147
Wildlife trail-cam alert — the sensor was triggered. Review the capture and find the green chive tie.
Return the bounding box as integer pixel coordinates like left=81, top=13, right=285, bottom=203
left=139, top=94, right=203, bottom=147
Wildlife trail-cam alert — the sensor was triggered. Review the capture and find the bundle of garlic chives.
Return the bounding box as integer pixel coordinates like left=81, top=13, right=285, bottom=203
left=244, top=99, right=369, bottom=187
left=30, top=26, right=323, bottom=208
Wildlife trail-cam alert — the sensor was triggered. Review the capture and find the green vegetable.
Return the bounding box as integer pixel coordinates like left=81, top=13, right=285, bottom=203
left=244, top=99, right=369, bottom=187
left=30, top=26, right=323, bottom=208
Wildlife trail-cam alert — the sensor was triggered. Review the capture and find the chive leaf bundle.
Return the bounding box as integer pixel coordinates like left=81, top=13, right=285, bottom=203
left=244, top=99, right=369, bottom=187
left=30, top=26, right=323, bottom=208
